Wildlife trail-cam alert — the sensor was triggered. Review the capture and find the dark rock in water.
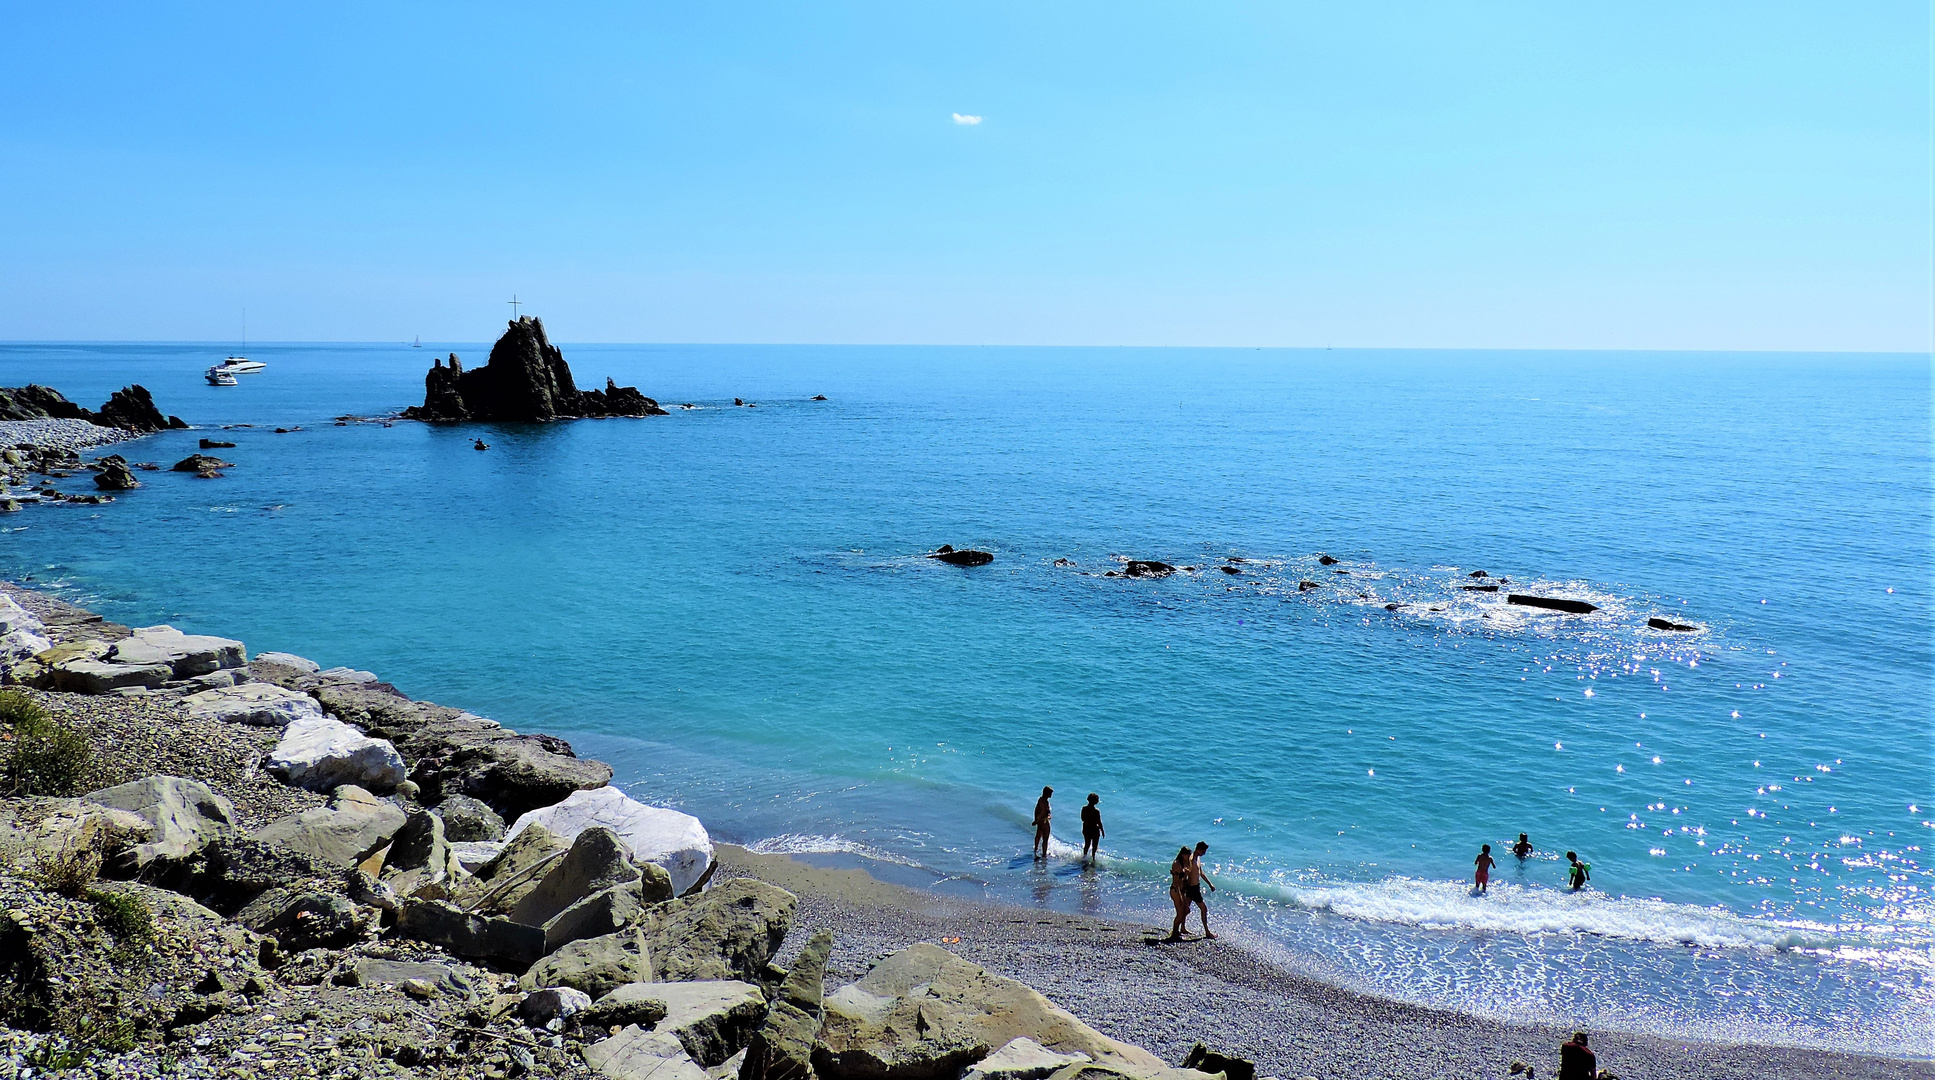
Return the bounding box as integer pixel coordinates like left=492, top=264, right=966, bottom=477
left=1220, top=565, right=1241, bottom=575
left=1469, top=570, right=1488, bottom=578
left=134, top=462, right=160, bottom=471
left=1103, top=570, right=1118, bottom=577
left=93, top=455, right=139, bottom=490
left=1385, top=603, right=1401, bottom=611
left=401, top=319, right=668, bottom=423
left=1648, top=617, right=1699, bottom=632
left=1182, top=1043, right=1256, bottom=1080
left=812, top=394, right=828, bottom=401
left=1333, top=569, right=1350, bottom=575
left=199, top=438, right=236, bottom=449
left=173, top=453, right=233, bottom=472
left=930, top=546, right=994, bottom=567
left=0, top=383, right=184, bottom=432
left=1318, top=555, right=1339, bottom=566
left=1508, top=594, right=1599, bottom=614
left=1461, top=584, right=1499, bottom=592
left=194, top=467, right=223, bottom=479
left=734, top=398, right=745, bottom=407
left=1122, top=560, right=1177, bottom=578
left=1299, top=581, right=1319, bottom=591
left=1053, top=558, right=1073, bottom=567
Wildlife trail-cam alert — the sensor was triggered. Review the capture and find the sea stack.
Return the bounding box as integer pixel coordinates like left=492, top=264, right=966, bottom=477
left=402, top=317, right=668, bottom=422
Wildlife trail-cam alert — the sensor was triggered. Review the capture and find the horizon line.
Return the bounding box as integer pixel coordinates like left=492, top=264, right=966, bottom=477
left=0, top=338, right=1929, bottom=358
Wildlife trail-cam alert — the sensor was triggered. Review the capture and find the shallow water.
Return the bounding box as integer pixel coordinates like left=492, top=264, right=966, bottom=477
left=2, top=340, right=1929, bottom=1053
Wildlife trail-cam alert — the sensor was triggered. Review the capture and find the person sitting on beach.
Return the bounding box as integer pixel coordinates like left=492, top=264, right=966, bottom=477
left=1558, top=1031, right=1596, bottom=1080
left=1166, top=846, right=1193, bottom=941
left=1566, top=850, right=1591, bottom=891
left=1080, top=793, right=1104, bottom=865
left=1474, top=844, right=1497, bottom=893
left=1188, top=841, right=1217, bottom=939
left=1512, top=832, right=1533, bottom=859
left=1033, top=786, right=1053, bottom=859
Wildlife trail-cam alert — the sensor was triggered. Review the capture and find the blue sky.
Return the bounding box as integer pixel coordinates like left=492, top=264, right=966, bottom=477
left=1, top=3, right=1928, bottom=349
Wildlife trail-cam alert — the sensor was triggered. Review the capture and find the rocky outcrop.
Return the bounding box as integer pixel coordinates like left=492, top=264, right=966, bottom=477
left=92, top=455, right=139, bottom=490
left=182, top=681, right=325, bottom=727
left=815, top=944, right=1165, bottom=1080
left=401, top=318, right=669, bottom=423
left=1121, top=561, right=1176, bottom=578
left=172, top=453, right=233, bottom=473
left=0, top=383, right=185, bottom=432
left=506, top=786, right=712, bottom=896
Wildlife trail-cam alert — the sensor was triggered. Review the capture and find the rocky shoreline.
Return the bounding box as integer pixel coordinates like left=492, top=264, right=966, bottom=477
left=0, top=583, right=1925, bottom=1080
left=0, top=584, right=1248, bottom=1080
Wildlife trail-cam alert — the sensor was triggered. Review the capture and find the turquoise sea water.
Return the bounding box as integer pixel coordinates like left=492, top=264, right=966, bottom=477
left=2, top=341, right=1930, bottom=1054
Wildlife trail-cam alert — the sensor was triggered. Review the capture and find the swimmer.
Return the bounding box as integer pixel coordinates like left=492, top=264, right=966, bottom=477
left=1512, top=832, right=1534, bottom=859
left=1474, top=844, right=1497, bottom=893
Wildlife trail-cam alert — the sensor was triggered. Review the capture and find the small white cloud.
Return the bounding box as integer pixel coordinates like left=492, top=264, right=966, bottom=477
left=951, top=113, right=983, bottom=125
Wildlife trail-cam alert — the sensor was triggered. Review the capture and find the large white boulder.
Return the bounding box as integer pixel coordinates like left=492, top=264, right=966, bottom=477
left=108, top=625, right=246, bottom=678
left=0, top=595, right=46, bottom=637
left=266, top=714, right=407, bottom=793
left=182, top=682, right=325, bottom=727
left=506, top=787, right=713, bottom=896
left=83, top=776, right=236, bottom=869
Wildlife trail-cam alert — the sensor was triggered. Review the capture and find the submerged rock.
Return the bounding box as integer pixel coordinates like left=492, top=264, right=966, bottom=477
left=1121, top=561, right=1176, bottom=578
left=1507, top=594, right=1599, bottom=615
left=402, top=318, right=669, bottom=423
left=931, top=545, right=995, bottom=566
left=172, top=453, right=234, bottom=472
left=1648, top=617, right=1699, bottom=632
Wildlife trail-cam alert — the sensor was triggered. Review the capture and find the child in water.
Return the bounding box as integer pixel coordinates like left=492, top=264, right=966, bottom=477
left=1474, top=844, right=1497, bottom=893
left=1566, top=850, right=1591, bottom=891
left=1512, top=832, right=1533, bottom=859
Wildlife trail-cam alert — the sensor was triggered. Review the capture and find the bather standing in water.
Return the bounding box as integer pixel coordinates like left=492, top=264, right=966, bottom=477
left=1032, top=786, right=1053, bottom=859
left=1080, top=793, right=1104, bottom=866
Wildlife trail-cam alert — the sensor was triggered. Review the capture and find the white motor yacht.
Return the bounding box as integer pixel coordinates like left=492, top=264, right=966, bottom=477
left=214, top=356, right=266, bottom=374
left=205, top=366, right=238, bottom=386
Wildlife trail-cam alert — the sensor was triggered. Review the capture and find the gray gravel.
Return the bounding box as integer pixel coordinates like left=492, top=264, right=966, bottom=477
left=720, top=846, right=1934, bottom=1080
left=0, top=418, right=136, bottom=453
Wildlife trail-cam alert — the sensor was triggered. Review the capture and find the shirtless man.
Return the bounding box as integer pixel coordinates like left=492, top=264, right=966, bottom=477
left=1080, top=793, right=1104, bottom=865
left=1032, top=786, right=1053, bottom=859
left=1187, top=841, right=1217, bottom=938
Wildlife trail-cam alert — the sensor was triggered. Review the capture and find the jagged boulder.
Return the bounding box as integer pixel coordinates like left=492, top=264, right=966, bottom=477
left=401, top=318, right=666, bottom=423
left=510, top=826, right=641, bottom=927
left=523, top=877, right=794, bottom=993
left=505, top=786, right=710, bottom=895
left=457, top=822, right=571, bottom=916
left=1179, top=1044, right=1254, bottom=1080
left=381, top=808, right=464, bottom=900
left=815, top=944, right=1164, bottom=1080
left=582, top=981, right=768, bottom=1069
left=236, top=886, right=374, bottom=951
left=396, top=899, right=547, bottom=970
left=253, top=784, right=407, bottom=868
left=83, top=775, right=236, bottom=871
left=93, top=455, right=139, bottom=490
left=522, top=925, right=652, bottom=998
left=741, top=928, right=833, bottom=1080
left=437, top=793, right=507, bottom=842
left=171, top=453, right=234, bottom=473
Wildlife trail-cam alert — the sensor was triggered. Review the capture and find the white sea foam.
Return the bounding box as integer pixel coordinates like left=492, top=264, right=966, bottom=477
left=745, top=832, right=923, bottom=867
left=1259, top=874, right=1879, bottom=952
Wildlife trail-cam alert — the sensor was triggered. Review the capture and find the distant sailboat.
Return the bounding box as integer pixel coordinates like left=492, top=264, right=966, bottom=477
left=413, top=335, right=422, bottom=348
left=217, top=308, right=265, bottom=373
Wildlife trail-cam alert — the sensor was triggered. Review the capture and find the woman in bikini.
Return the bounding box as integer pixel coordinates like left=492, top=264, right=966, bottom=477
left=1166, top=846, right=1193, bottom=941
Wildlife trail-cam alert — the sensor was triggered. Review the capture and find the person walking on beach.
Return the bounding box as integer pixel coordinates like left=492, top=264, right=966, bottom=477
left=1187, top=841, right=1217, bottom=938
left=1166, top=846, right=1192, bottom=941
left=1566, top=850, right=1591, bottom=891
left=1557, top=1032, right=1596, bottom=1080
left=1032, top=786, right=1053, bottom=859
left=1079, top=793, right=1104, bottom=865
left=1512, top=832, right=1533, bottom=859
left=1474, top=844, right=1497, bottom=893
